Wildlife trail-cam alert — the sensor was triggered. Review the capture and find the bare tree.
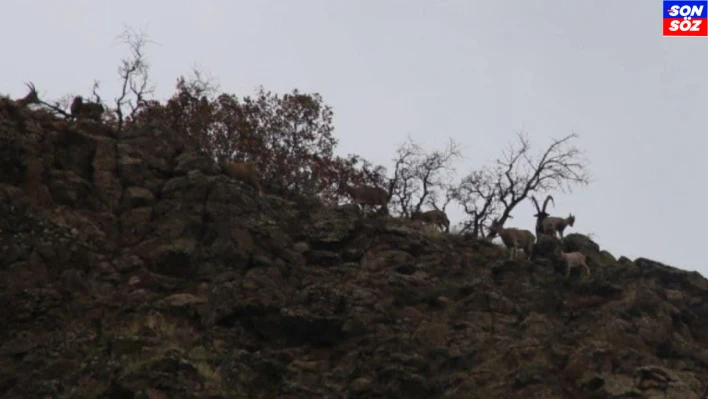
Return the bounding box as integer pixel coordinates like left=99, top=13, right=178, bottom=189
left=35, top=93, right=72, bottom=118
left=432, top=182, right=456, bottom=213
left=40, top=80, right=105, bottom=119
left=452, top=166, right=500, bottom=238
left=354, top=156, right=389, bottom=189
left=114, top=25, right=155, bottom=131
left=385, top=136, right=461, bottom=217
left=486, top=131, right=590, bottom=238
left=54, top=94, right=75, bottom=115
left=32, top=27, right=155, bottom=126
left=411, top=138, right=461, bottom=213
left=386, top=138, right=421, bottom=214
left=182, top=64, right=221, bottom=101
left=91, top=80, right=103, bottom=104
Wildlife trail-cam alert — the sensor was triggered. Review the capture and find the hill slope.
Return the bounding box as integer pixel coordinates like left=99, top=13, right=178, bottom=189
left=2, top=105, right=708, bottom=398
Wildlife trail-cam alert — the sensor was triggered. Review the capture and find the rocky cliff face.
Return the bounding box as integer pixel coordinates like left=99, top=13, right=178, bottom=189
left=2, top=105, right=708, bottom=398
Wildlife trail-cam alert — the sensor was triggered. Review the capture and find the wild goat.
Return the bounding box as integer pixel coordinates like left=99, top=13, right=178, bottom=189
left=530, top=195, right=555, bottom=238
left=346, top=185, right=389, bottom=214
left=70, top=96, right=104, bottom=121
left=542, top=214, right=576, bottom=239
left=15, top=82, right=40, bottom=108
left=411, top=209, right=450, bottom=232
left=220, top=160, right=262, bottom=196
left=489, top=219, right=535, bottom=260
left=557, top=251, right=590, bottom=278
left=1, top=82, right=39, bottom=112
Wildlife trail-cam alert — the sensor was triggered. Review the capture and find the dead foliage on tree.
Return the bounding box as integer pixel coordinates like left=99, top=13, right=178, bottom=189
left=135, top=75, right=371, bottom=202
left=13, top=26, right=593, bottom=220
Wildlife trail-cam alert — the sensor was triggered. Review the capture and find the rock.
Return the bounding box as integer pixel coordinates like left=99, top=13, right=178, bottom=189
left=1, top=108, right=708, bottom=398
left=292, top=241, right=310, bottom=254
left=564, top=233, right=600, bottom=253
left=143, top=238, right=198, bottom=278
left=600, top=250, right=617, bottom=262
left=173, top=151, right=220, bottom=175
left=532, top=234, right=561, bottom=259
left=363, top=249, right=415, bottom=271
left=157, top=293, right=208, bottom=308
left=117, top=155, right=146, bottom=186
left=307, top=250, right=341, bottom=266
left=350, top=377, right=373, bottom=393
left=231, top=227, right=255, bottom=254
left=636, top=258, right=708, bottom=292
left=47, top=169, right=98, bottom=209
left=92, top=136, right=121, bottom=211
left=121, top=186, right=155, bottom=209
left=665, top=289, right=685, bottom=302
left=413, top=322, right=450, bottom=348
left=113, top=254, right=144, bottom=273
left=119, top=207, right=154, bottom=246
left=252, top=255, right=273, bottom=268
left=304, top=205, right=359, bottom=248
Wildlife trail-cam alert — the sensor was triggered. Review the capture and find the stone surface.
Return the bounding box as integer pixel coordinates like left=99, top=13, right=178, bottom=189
left=0, top=105, right=707, bottom=398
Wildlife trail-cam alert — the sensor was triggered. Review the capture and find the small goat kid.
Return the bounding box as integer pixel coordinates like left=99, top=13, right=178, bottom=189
left=221, top=161, right=262, bottom=196
left=346, top=185, right=389, bottom=215
left=411, top=209, right=450, bottom=232
left=542, top=214, right=575, bottom=239
left=558, top=251, right=590, bottom=278
left=489, top=219, right=535, bottom=260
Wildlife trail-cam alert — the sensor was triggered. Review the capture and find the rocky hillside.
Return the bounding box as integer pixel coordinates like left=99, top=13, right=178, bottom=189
left=2, top=104, right=708, bottom=399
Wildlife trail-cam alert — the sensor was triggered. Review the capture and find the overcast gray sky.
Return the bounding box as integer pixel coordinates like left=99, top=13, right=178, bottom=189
left=2, top=1, right=706, bottom=272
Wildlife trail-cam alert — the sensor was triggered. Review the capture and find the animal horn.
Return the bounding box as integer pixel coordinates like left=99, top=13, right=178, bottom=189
left=542, top=195, right=555, bottom=213
left=530, top=196, right=541, bottom=214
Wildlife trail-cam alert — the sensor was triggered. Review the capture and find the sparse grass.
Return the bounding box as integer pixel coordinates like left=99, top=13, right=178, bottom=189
left=195, top=360, right=223, bottom=386
left=119, top=312, right=178, bottom=338
left=122, top=352, right=168, bottom=375
left=189, top=345, right=209, bottom=360
left=72, top=375, right=110, bottom=399
left=112, top=313, right=185, bottom=373
left=107, top=311, right=228, bottom=393
left=420, top=224, right=444, bottom=239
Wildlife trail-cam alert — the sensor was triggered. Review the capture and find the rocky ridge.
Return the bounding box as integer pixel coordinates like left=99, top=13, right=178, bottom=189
left=1, top=104, right=708, bottom=398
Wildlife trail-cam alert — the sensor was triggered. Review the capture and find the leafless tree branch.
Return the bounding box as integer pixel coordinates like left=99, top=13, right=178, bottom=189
left=386, top=136, right=461, bottom=217
left=92, top=80, right=102, bottom=104
left=485, top=131, right=590, bottom=237
left=113, top=25, right=155, bottom=131
left=452, top=132, right=590, bottom=239
left=452, top=166, right=500, bottom=238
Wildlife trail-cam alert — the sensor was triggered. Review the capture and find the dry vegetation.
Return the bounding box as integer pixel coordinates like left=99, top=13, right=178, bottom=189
left=8, top=26, right=591, bottom=238
left=5, top=25, right=708, bottom=399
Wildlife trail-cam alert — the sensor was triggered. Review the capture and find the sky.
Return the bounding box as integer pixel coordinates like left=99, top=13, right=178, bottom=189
left=1, top=1, right=706, bottom=272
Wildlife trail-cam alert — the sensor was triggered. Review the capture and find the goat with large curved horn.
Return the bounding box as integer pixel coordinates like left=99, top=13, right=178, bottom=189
left=14, top=82, right=40, bottom=108
left=530, top=195, right=554, bottom=237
